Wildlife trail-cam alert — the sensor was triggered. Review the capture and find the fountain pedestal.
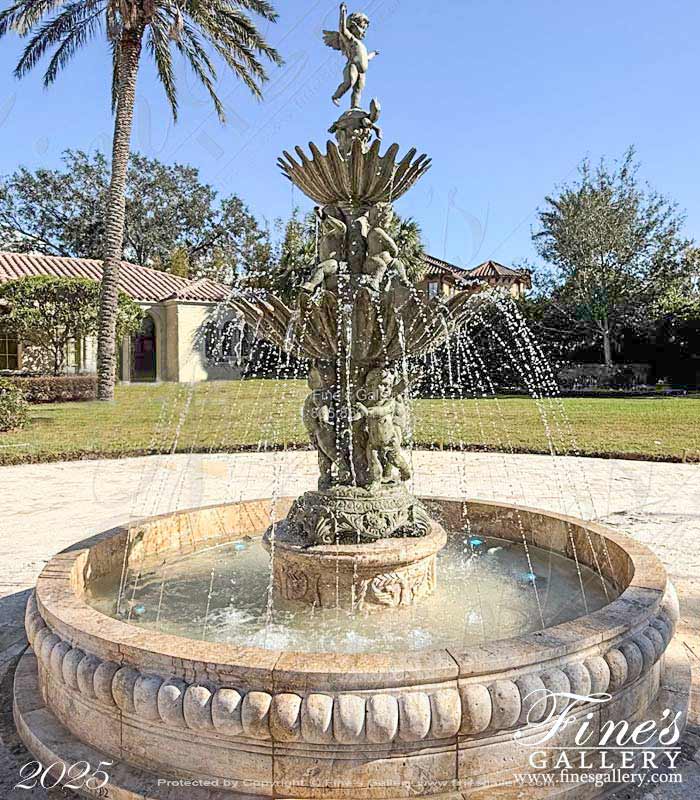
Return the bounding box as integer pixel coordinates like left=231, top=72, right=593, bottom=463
left=264, top=519, right=446, bottom=610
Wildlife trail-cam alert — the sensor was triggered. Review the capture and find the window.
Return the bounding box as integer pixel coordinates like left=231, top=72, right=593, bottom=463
left=0, top=329, right=19, bottom=370
left=65, top=338, right=83, bottom=372
left=205, top=319, right=244, bottom=365
left=427, top=281, right=439, bottom=299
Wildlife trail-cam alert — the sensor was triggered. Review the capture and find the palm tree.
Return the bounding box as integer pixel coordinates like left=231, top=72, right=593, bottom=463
left=390, top=216, right=425, bottom=283
left=0, top=0, right=282, bottom=399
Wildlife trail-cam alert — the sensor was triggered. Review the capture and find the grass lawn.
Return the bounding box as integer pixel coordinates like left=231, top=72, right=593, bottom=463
left=1, top=380, right=699, bottom=465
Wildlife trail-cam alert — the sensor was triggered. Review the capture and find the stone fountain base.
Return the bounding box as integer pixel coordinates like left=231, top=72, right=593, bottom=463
left=15, top=497, right=691, bottom=800
left=12, top=639, right=692, bottom=800
left=263, top=519, right=447, bottom=610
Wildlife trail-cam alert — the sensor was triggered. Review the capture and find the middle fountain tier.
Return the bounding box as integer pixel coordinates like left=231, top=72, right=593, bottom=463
left=230, top=18, right=476, bottom=611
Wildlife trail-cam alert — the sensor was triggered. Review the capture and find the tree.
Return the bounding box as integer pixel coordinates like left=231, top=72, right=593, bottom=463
left=254, top=208, right=316, bottom=302
left=0, top=150, right=107, bottom=257
left=0, top=1, right=282, bottom=400
left=0, top=276, right=142, bottom=375
left=533, top=148, right=691, bottom=366
left=0, top=150, right=270, bottom=283
left=388, top=215, right=424, bottom=282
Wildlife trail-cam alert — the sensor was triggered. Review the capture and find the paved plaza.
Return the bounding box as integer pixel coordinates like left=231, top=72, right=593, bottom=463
left=2, top=451, right=699, bottom=797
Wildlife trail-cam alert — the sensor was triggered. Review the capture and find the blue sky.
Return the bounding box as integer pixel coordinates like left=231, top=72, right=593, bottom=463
left=0, top=0, right=699, bottom=269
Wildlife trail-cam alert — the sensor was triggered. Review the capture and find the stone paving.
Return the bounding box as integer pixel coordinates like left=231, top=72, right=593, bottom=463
left=1, top=451, right=699, bottom=798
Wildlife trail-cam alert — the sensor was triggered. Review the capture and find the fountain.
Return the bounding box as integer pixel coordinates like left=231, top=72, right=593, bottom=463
left=14, top=6, right=690, bottom=799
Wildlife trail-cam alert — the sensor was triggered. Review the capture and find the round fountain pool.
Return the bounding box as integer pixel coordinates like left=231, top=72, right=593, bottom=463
left=86, top=530, right=614, bottom=654
left=16, top=496, right=689, bottom=800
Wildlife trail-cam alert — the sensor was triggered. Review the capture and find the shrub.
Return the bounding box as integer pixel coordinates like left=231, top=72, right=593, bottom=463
left=0, top=377, right=29, bottom=431
left=8, top=375, right=97, bottom=404
left=0, top=276, right=143, bottom=375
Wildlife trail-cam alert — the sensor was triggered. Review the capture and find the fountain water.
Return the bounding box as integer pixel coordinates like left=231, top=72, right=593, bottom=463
left=14, top=6, right=689, bottom=799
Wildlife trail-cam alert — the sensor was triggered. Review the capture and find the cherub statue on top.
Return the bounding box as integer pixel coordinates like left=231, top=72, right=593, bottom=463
left=323, top=3, right=379, bottom=108
left=360, top=203, right=411, bottom=291
left=302, top=206, right=347, bottom=293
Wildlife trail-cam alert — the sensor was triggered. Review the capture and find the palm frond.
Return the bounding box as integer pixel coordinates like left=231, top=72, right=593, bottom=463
left=2, top=0, right=282, bottom=124
left=220, top=0, right=279, bottom=23
left=14, top=1, right=104, bottom=78
left=0, top=0, right=64, bottom=38
left=176, top=21, right=225, bottom=121
left=109, top=35, right=121, bottom=110
left=148, top=11, right=178, bottom=118
left=42, top=9, right=103, bottom=85
left=186, top=0, right=281, bottom=73
left=183, top=0, right=279, bottom=26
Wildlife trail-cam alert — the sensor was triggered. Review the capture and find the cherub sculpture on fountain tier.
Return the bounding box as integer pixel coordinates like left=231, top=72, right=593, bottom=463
left=302, top=206, right=347, bottom=293
left=302, top=364, right=349, bottom=489
left=360, top=203, right=411, bottom=291
left=356, top=366, right=412, bottom=491
left=234, top=1, right=445, bottom=547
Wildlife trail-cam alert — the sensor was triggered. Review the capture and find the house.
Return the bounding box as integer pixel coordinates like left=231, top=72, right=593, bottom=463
left=0, top=250, right=532, bottom=383
left=465, top=260, right=532, bottom=298
left=416, top=254, right=467, bottom=299
left=0, top=251, right=243, bottom=382
left=416, top=256, right=531, bottom=299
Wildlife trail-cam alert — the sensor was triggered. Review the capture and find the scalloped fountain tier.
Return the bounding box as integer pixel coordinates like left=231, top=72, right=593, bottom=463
left=15, top=497, right=690, bottom=799
left=231, top=286, right=477, bottom=362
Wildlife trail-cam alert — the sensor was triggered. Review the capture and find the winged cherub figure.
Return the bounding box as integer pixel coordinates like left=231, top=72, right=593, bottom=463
left=323, top=3, right=379, bottom=108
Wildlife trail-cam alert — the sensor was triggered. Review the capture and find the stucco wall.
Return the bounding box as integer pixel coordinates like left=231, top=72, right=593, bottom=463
left=167, top=301, right=243, bottom=382
left=15, top=300, right=243, bottom=383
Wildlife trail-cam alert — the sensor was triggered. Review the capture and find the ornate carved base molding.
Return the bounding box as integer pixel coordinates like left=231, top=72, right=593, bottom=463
left=285, top=483, right=433, bottom=546
left=264, top=519, right=446, bottom=610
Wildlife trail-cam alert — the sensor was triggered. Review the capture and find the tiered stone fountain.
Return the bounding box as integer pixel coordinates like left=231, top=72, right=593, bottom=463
left=231, top=3, right=477, bottom=611
left=14, top=6, right=690, bottom=799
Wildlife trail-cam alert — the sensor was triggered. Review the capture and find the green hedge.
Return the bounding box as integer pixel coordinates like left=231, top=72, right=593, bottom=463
left=0, top=377, right=29, bottom=431
left=7, top=375, right=97, bottom=404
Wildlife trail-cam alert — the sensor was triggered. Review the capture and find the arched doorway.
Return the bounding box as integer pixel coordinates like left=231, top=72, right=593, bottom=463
left=131, top=315, right=157, bottom=382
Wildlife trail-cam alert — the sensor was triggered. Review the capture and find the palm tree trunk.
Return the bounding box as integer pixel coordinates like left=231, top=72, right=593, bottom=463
left=602, top=318, right=613, bottom=368
left=97, top=29, right=143, bottom=401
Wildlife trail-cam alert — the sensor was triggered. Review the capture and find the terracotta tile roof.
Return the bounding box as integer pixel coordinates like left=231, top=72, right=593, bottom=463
left=418, top=253, right=469, bottom=281
left=466, top=260, right=530, bottom=282
left=161, top=277, right=232, bottom=302
left=417, top=255, right=531, bottom=289
left=0, top=251, right=230, bottom=303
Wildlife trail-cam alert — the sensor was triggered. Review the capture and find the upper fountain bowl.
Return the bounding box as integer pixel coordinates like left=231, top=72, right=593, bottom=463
left=278, top=139, right=432, bottom=207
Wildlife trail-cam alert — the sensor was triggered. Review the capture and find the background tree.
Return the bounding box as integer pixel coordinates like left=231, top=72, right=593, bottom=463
left=533, top=148, right=690, bottom=366
left=0, top=276, right=142, bottom=375
left=388, top=215, right=424, bottom=282
left=0, top=0, right=282, bottom=400
left=251, top=208, right=316, bottom=302
left=0, top=150, right=271, bottom=282
left=0, top=150, right=107, bottom=257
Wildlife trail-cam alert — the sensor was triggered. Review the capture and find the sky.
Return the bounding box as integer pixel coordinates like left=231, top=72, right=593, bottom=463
left=0, top=0, right=699, bottom=270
